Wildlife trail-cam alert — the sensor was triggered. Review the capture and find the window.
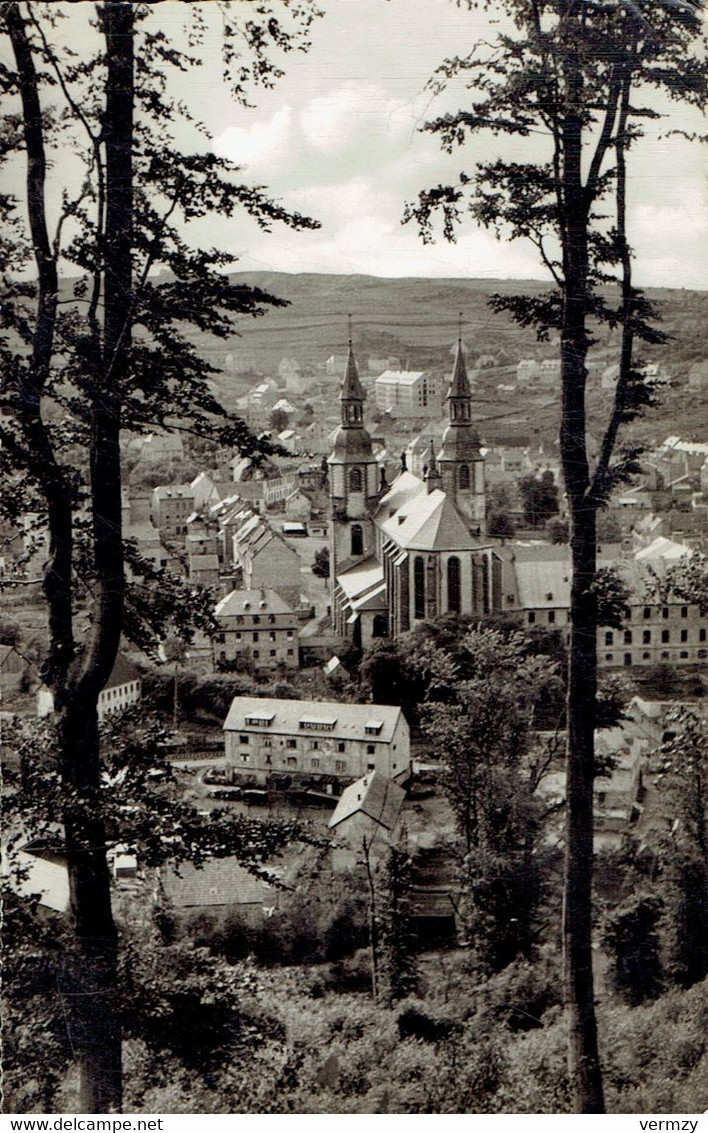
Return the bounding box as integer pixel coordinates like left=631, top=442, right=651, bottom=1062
left=680, top=651, right=689, bottom=659
left=661, top=630, right=670, bottom=644
left=349, top=467, right=363, bottom=492
left=287, top=649, right=294, bottom=657
left=643, top=606, right=651, bottom=619
left=605, top=632, right=614, bottom=646
left=548, top=611, right=556, bottom=624
left=269, top=614, right=276, bottom=624
left=662, top=607, right=670, bottom=619
left=253, top=649, right=259, bottom=658
left=287, top=630, right=294, bottom=639
left=624, top=630, right=632, bottom=645
left=661, top=651, right=669, bottom=659
left=241, top=753, right=250, bottom=763
left=269, top=631, right=276, bottom=641
left=365, top=722, right=383, bottom=735
left=311, top=758, right=320, bottom=770
left=245, top=714, right=273, bottom=727
left=253, top=632, right=259, bottom=642
left=338, top=742, right=346, bottom=752
left=287, top=757, right=297, bottom=767
left=643, top=651, right=651, bottom=660
left=216, top=633, right=225, bottom=644
left=414, top=555, right=426, bottom=619
left=624, top=653, right=632, bottom=666
left=253, top=615, right=260, bottom=625
left=701, top=628, right=707, bottom=642
left=699, top=649, right=707, bottom=659
left=311, top=741, right=319, bottom=751
left=235, top=632, right=241, bottom=641
left=680, top=629, right=688, bottom=643
left=262, top=738, right=272, bottom=748
left=643, top=630, right=651, bottom=644
left=458, top=464, right=470, bottom=490
left=335, top=760, right=347, bottom=772
left=367, top=744, right=375, bottom=754
left=219, top=651, right=226, bottom=663
left=239, top=735, right=249, bottom=744
left=605, top=653, right=613, bottom=662
left=270, top=649, right=276, bottom=657
left=681, top=606, right=688, bottom=618
left=350, top=523, right=363, bottom=556
left=447, top=556, right=461, bottom=614
left=286, top=739, right=297, bottom=749
left=236, top=615, right=244, bottom=625
left=528, top=611, right=536, bottom=625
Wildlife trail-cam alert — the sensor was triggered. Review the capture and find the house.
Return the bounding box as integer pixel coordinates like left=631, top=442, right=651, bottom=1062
left=133, top=430, right=184, bottom=465
left=284, top=487, right=312, bottom=521
left=329, top=340, right=497, bottom=648
left=150, top=484, right=195, bottom=540
left=37, top=653, right=141, bottom=721
left=159, top=858, right=274, bottom=928
left=326, top=353, right=349, bottom=376
left=328, top=771, right=406, bottom=852
left=223, top=697, right=411, bottom=785
left=539, top=358, right=561, bottom=385
left=516, top=359, right=540, bottom=384
left=230, top=510, right=303, bottom=609
left=374, top=370, right=443, bottom=418
left=213, top=588, right=299, bottom=671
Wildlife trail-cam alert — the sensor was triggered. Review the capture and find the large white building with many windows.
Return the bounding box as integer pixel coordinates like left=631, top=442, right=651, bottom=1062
left=213, top=588, right=299, bottom=671
left=223, top=697, right=410, bottom=784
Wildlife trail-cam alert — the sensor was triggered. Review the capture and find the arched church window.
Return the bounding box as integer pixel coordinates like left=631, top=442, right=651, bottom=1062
left=351, top=524, right=363, bottom=557
left=414, top=555, right=426, bottom=620
left=458, top=464, right=470, bottom=490
left=349, top=467, right=363, bottom=492
left=447, top=556, right=461, bottom=614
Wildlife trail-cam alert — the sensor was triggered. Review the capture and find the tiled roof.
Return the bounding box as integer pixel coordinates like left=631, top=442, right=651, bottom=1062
left=224, top=696, right=404, bottom=744
left=215, top=588, right=295, bottom=618
left=161, top=858, right=271, bottom=909
left=105, top=654, right=141, bottom=691
left=329, top=771, right=405, bottom=832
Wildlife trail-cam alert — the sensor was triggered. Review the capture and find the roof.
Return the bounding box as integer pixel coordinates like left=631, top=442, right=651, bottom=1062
left=340, top=343, right=366, bottom=402
left=661, top=436, right=708, bottom=456
left=105, top=654, right=141, bottom=691
left=161, top=859, right=270, bottom=909
left=379, top=486, right=477, bottom=551
left=215, top=588, right=295, bottom=618
left=514, top=559, right=571, bottom=609
left=224, top=696, right=405, bottom=744
left=190, top=554, right=220, bottom=571
left=152, top=484, right=194, bottom=501
left=448, top=341, right=472, bottom=400
left=329, top=771, right=405, bottom=832
left=337, top=557, right=388, bottom=612
left=375, top=370, right=425, bottom=386
left=635, top=536, right=692, bottom=566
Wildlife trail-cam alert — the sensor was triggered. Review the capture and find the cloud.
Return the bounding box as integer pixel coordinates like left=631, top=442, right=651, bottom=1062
left=213, top=106, right=297, bottom=177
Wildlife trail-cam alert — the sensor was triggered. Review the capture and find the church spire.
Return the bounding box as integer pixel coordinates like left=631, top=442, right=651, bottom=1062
left=424, top=439, right=442, bottom=493
left=447, top=325, right=472, bottom=424
left=339, top=316, right=366, bottom=426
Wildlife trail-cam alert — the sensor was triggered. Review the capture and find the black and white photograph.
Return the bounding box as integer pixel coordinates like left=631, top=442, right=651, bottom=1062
left=1, top=0, right=706, bottom=1118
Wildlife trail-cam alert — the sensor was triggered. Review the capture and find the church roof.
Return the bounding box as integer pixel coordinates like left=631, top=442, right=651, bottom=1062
left=340, top=343, right=366, bottom=402
left=379, top=485, right=476, bottom=551
left=337, top=557, right=388, bottom=611
left=448, top=340, right=472, bottom=400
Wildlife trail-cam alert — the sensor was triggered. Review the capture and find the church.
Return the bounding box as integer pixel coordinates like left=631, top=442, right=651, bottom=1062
left=328, top=337, right=502, bottom=648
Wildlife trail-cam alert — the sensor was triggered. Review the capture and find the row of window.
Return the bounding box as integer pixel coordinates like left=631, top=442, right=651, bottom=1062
left=604, top=649, right=707, bottom=665
left=230, top=614, right=282, bottom=625
left=216, top=630, right=294, bottom=643
left=102, top=681, right=140, bottom=701
left=237, top=735, right=378, bottom=755
left=414, top=555, right=462, bottom=618
left=605, top=628, right=706, bottom=645
left=220, top=648, right=295, bottom=661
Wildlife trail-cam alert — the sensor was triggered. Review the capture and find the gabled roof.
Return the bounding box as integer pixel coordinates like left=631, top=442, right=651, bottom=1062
left=160, top=859, right=271, bottom=909
left=224, top=696, right=404, bottom=744
left=340, top=343, right=366, bottom=402
left=380, top=488, right=476, bottom=551
left=215, top=588, right=295, bottom=618
left=105, top=654, right=141, bottom=691
left=375, top=370, right=425, bottom=386
left=329, top=771, right=405, bottom=832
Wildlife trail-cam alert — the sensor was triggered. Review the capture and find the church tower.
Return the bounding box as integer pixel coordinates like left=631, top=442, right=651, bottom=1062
left=327, top=334, right=381, bottom=588
left=437, top=337, right=486, bottom=532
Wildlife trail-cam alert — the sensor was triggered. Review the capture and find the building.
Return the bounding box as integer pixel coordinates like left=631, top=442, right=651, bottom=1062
left=213, top=588, right=299, bottom=671
left=37, top=653, right=141, bottom=721
left=507, top=539, right=707, bottom=669
left=516, top=359, right=540, bottom=384
left=230, top=510, right=303, bottom=609
left=374, top=369, right=442, bottom=418
left=328, top=339, right=497, bottom=648
left=132, top=430, right=184, bottom=465
left=150, top=484, right=195, bottom=540
left=328, top=771, right=406, bottom=853
left=159, top=859, right=274, bottom=928
left=223, top=696, right=411, bottom=784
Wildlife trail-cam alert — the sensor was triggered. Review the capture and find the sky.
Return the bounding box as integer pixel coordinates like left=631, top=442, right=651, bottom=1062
left=174, top=0, right=707, bottom=288
left=4, top=1, right=706, bottom=288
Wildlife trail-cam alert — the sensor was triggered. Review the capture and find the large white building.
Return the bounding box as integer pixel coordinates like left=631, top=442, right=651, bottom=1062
left=223, top=696, right=411, bottom=784
left=374, top=369, right=443, bottom=418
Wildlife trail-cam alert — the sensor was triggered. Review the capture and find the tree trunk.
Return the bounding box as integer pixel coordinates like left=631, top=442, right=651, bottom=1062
left=559, top=42, right=605, bottom=1112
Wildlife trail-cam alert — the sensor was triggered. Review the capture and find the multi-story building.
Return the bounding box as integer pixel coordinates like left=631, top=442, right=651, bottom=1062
left=213, top=588, right=299, bottom=671
left=374, top=370, right=443, bottom=418
left=150, top=484, right=195, bottom=540
left=37, top=654, right=141, bottom=721
left=223, top=696, right=411, bottom=784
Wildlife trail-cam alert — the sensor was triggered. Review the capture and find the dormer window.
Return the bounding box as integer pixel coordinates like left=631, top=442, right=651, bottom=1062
left=365, top=721, right=383, bottom=735
left=299, top=717, right=336, bottom=732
